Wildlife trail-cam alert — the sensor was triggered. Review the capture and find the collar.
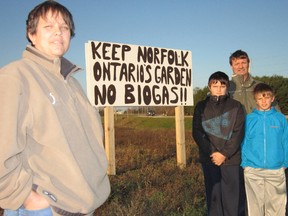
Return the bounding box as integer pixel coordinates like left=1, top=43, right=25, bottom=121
left=23, top=45, right=81, bottom=79
left=252, top=106, right=276, bottom=115
left=232, top=73, right=255, bottom=87
left=208, top=94, right=229, bottom=104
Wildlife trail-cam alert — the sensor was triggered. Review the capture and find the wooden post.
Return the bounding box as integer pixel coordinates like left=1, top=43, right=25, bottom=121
left=175, top=106, right=186, bottom=169
left=104, top=107, right=116, bottom=175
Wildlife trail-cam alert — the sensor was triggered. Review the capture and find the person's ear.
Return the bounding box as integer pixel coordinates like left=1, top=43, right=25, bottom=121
left=28, top=32, right=36, bottom=45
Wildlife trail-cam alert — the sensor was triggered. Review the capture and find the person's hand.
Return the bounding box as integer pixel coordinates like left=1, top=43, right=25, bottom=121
left=210, top=152, right=226, bottom=166
left=23, top=191, right=50, bottom=210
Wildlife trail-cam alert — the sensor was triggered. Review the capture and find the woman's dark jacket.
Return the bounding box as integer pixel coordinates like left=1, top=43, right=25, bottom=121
left=192, top=95, right=245, bottom=165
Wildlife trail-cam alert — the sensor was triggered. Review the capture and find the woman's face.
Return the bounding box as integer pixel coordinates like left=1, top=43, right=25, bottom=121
left=28, top=10, right=71, bottom=58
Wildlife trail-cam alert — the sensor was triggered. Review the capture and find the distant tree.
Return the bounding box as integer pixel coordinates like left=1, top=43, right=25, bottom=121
left=152, top=106, right=175, bottom=116
left=134, top=75, right=288, bottom=116
left=184, top=86, right=209, bottom=115
left=185, top=75, right=288, bottom=116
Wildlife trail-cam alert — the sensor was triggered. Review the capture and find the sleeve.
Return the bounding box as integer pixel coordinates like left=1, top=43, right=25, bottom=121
left=282, top=118, right=288, bottom=168
left=0, top=69, right=33, bottom=209
left=220, top=104, right=245, bottom=158
left=192, top=102, right=212, bottom=156
left=240, top=116, right=250, bottom=167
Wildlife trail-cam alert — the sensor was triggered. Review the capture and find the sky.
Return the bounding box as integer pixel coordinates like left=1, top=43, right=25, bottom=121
left=0, top=0, right=287, bottom=89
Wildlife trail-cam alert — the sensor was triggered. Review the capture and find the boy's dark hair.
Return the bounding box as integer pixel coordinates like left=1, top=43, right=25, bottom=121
left=253, top=83, right=274, bottom=97
left=208, top=71, right=229, bottom=87
left=26, top=0, right=75, bottom=44
left=229, top=50, right=250, bottom=65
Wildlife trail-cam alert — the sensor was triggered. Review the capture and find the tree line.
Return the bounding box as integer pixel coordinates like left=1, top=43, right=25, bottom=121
left=117, top=75, right=287, bottom=116
left=185, top=75, right=288, bottom=115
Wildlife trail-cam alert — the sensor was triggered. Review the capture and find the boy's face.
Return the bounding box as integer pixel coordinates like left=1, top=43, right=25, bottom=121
left=254, top=92, right=274, bottom=111
left=209, top=81, right=227, bottom=96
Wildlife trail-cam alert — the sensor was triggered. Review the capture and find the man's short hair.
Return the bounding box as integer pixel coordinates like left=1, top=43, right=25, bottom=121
left=229, top=50, right=250, bottom=65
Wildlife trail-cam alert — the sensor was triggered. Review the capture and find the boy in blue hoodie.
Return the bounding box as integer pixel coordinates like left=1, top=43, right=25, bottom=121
left=241, top=83, right=288, bottom=216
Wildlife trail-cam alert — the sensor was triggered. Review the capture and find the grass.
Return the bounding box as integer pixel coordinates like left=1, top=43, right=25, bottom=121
left=114, top=115, right=192, bottom=130
left=95, top=115, right=206, bottom=215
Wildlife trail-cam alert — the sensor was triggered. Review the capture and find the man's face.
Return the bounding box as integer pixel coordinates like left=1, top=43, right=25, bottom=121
left=28, top=10, right=71, bottom=58
left=255, top=92, right=274, bottom=111
left=231, top=58, right=249, bottom=79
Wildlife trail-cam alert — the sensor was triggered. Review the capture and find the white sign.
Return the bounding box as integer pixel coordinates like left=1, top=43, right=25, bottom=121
left=85, top=41, right=193, bottom=107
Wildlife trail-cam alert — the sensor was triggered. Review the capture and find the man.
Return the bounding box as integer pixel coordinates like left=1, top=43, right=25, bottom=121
left=228, top=50, right=261, bottom=115
left=228, top=50, right=285, bottom=216
left=0, top=1, right=110, bottom=216
left=228, top=50, right=260, bottom=216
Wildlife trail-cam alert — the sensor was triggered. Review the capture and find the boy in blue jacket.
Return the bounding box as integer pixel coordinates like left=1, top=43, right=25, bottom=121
left=241, top=83, right=288, bottom=216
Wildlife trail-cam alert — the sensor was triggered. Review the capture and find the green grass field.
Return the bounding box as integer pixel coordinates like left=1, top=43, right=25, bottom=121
left=114, top=115, right=193, bottom=130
